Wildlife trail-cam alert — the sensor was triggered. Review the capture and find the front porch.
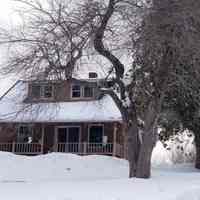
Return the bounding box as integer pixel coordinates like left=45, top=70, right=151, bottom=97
left=0, top=122, right=124, bottom=157
left=0, top=142, right=123, bottom=157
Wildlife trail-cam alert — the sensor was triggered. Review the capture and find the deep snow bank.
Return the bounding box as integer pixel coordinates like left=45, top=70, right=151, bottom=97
left=0, top=151, right=200, bottom=200
left=0, top=152, right=129, bottom=181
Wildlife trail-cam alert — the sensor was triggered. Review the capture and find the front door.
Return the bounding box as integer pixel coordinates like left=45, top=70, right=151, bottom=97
left=56, top=126, right=80, bottom=152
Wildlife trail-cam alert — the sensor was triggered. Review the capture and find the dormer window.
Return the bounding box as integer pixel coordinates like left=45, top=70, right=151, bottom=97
left=31, top=85, right=41, bottom=99
left=72, top=85, right=81, bottom=98
left=83, top=86, right=94, bottom=98
left=71, top=84, right=94, bottom=99
left=43, top=85, right=53, bottom=98
left=31, top=83, right=53, bottom=99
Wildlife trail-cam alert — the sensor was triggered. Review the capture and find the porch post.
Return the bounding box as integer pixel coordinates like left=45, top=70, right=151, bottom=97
left=112, top=123, right=117, bottom=157
left=122, top=124, right=128, bottom=159
left=41, top=125, right=45, bottom=154
left=12, top=141, right=15, bottom=153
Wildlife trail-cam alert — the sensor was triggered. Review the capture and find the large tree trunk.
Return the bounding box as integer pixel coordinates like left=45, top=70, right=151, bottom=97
left=195, top=134, right=200, bottom=169
left=136, top=132, right=155, bottom=178
left=127, top=125, right=155, bottom=178
left=126, top=123, right=140, bottom=177
left=127, top=101, right=157, bottom=178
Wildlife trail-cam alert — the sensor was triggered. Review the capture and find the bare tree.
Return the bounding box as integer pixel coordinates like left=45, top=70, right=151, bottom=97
left=1, top=0, right=200, bottom=179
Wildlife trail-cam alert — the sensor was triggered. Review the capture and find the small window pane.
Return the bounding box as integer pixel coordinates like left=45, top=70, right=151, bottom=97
left=32, top=85, right=41, bottom=98
left=44, top=85, right=53, bottom=98
left=84, top=86, right=94, bottom=98
left=72, top=85, right=81, bottom=98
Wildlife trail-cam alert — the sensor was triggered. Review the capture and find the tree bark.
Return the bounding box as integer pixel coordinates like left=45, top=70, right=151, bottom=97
left=195, top=135, right=200, bottom=169
left=127, top=125, right=155, bottom=178
left=136, top=132, right=155, bottom=178
left=126, top=123, right=140, bottom=177
left=128, top=101, right=157, bottom=178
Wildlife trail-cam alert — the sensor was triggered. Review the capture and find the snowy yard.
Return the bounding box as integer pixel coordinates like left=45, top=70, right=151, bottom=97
left=0, top=141, right=200, bottom=200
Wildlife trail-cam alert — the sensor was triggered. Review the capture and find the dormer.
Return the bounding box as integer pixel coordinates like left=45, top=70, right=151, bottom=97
left=25, top=77, right=100, bottom=103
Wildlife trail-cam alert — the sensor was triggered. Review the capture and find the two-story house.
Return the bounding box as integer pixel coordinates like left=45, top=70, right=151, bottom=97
left=0, top=73, right=124, bottom=157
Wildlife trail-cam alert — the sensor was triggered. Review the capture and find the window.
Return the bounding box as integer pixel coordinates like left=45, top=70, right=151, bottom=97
left=31, top=85, right=41, bottom=98
left=89, top=72, right=98, bottom=79
left=18, top=125, right=33, bottom=143
left=83, top=86, right=94, bottom=98
left=43, top=85, right=53, bottom=98
left=31, top=84, right=53, bottom=99
left=71, top=85, right=94, bottom=99
left=72, top=85, right=81, bottom=98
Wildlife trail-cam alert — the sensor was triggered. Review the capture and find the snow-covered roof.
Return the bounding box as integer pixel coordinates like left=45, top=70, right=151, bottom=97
left=0, top=80, right=122, bottom=123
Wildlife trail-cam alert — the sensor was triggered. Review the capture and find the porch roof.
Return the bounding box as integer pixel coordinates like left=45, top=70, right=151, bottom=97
left=0, top=81, right=122, bottom=123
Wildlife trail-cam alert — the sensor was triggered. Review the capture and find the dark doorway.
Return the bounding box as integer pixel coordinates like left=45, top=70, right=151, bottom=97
left=57, top=127, right=80, bottom=143
left=68, top=127, right=80, bottom=143
left=89, top=125, right=103, bottom=143
left=56, top=126, right=80, bottom=153
left=57, top=128, right=68, bottom=143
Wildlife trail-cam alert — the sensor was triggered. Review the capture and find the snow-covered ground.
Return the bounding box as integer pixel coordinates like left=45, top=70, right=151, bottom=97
left=0, top=141, right=200, bottom=200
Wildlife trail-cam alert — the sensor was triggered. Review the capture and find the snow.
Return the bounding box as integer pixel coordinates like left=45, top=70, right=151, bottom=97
left=0, top=141, right=200, bottom=200
left=151, top=141, right=173, bottom=166
left=165, top=130, right=196, bottom=163
left=0, top=75, right=17, bottom=97
left=0, top=80, right=122, bottom=122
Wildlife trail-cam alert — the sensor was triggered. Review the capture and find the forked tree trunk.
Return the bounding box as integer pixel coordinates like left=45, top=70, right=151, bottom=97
left=127, top=122, right=156, bottom=178
left=127, top=102, right=157, bottom=178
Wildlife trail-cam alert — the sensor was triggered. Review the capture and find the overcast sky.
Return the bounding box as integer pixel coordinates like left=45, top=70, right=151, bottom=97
left=0, top=1, right=19, bottom=95
left=0, top=1, right=15, bottom=25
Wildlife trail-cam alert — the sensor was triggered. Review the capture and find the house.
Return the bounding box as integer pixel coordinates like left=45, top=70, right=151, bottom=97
left=0, top=73, right=124, bottom=157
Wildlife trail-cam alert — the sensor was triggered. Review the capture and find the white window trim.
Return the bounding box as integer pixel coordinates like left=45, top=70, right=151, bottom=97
left=71, top=84, right=94, bottom=99
left=71, top=85, right=82, bottom=99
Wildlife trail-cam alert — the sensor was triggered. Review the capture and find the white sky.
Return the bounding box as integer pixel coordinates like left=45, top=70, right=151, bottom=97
left=0, top=1, right=20, bottom=96
left=0, top=1, right=16, bottom=26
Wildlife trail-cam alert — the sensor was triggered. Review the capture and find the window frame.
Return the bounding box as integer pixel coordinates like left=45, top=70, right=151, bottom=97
left=71, top=84, right=95, bottom=99
left=31, top=83, right=54, bottom=100
left=17, top=125, right=33, bottom=143
left=83, top=85, right=94, bottom=98
left=42, top=84, right=53, bottom=99
left=71, top=84, right=81, bottom=99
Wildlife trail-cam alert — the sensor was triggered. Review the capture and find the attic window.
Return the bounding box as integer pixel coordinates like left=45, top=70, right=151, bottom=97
left=72, top=85, right=81, bottom=98
left=89, top=72, right=98, bottom=79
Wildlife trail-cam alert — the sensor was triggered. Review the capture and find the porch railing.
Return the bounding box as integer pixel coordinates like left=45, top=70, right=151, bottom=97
left=56, top=142, right=123, bottom=157
left=0, top=142, right=124, bottom=157
left=0, top=143, right=42, bottom=155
